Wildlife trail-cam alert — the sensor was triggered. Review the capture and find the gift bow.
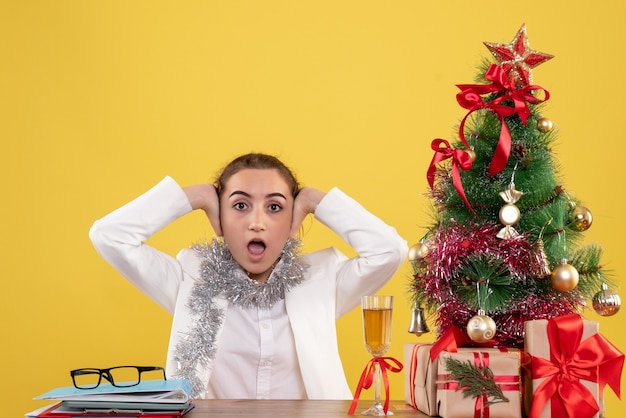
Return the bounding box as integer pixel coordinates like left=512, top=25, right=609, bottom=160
left=456, top=64, right=549, bottom=176
left=429, top=325, right=498, bottom=362
left=426, top=138, right=476, bottom=216
left=348, top=357, right=403, bottom=415
left=429, top=326, right=472, bottom=362
left=529, top=314, right=624, bottom=418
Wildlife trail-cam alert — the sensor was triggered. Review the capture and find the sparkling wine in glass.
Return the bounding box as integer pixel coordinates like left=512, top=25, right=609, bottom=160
left=361, top=295, right=393, bottom=416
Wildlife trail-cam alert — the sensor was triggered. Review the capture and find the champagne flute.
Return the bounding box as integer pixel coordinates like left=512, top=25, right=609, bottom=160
left=361, top=295, right=393, bottom=416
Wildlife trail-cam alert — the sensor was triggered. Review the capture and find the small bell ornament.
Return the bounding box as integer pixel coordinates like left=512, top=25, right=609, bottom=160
left=536, top=240, right=552, bottom=279
left=592, top=283, right=621, bottom=316
left=550, top=259, right=579, bottom=292
left=407, top=302, right=430, bottom=336
left=466, top=310, right=496, bottom=344
left=497, top=185, right=523, bottom=239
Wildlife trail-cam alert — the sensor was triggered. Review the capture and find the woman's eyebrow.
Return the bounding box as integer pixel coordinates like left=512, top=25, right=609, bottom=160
left=229, top=191, right=287, bottom=200
left=266, top=192, right=287, bottom=200
left=229, top=190, right=251, bottom=198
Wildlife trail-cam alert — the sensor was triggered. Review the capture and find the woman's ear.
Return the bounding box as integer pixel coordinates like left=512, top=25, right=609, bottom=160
left=212, top=204, right=223, bottom=237
left=289, top=197, right=307, bottom=238
left=289, top=214, right=302, bottom=238
left=206, top=186, right=223, bottom=236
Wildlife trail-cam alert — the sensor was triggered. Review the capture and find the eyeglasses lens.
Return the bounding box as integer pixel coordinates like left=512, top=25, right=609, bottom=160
left=72, top=369, right=101, bottom=389
left=108, top=366, right=142, bottom=387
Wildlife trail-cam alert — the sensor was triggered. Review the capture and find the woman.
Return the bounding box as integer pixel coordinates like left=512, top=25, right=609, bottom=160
left=89, top=153, right=407, bottom=399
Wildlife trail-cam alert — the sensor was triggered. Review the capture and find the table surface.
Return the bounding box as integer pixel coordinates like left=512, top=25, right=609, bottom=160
left=185, top=399, right=430, bottom=417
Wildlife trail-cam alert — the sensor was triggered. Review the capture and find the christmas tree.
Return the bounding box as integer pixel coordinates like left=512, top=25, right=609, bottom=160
left=409, top=24, right=621, bottom=347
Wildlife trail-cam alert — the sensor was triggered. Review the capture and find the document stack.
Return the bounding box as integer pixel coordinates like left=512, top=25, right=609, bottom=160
left=27, top=378, right=194, bottom=417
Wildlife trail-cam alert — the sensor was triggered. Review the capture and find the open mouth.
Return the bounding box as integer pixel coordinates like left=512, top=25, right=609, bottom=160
left=247, top=239, right=266, bottom=256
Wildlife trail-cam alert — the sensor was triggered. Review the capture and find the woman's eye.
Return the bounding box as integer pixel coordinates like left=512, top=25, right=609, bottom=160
left=268, top=203, right=282, bottom=212
left=233, top=202, right=248, bottom=210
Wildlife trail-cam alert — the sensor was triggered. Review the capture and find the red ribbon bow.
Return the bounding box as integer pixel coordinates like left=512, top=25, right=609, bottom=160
left=429, top=325, right=498, bottom=362
left=456, top=64, right=549, bottom=176
left=348, top=357, right=403, bottom=415
left=427, top=138, right=475, bottom=216
left=429, top=326, right=471, bottom=362
left=528, top=314, right=624, bottom=418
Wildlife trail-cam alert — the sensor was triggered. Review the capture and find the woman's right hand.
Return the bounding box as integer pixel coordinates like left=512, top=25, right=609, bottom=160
left=183, top=184, right=223, bottom=236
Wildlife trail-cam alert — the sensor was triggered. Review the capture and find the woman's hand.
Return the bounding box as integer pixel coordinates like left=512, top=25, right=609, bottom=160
left=183, top=184, right=223, bottom=236
left=290, top=187, right=326, bottom=238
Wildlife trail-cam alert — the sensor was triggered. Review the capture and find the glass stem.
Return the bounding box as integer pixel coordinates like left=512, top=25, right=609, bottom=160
left=373, top=360, right=381, bottom=406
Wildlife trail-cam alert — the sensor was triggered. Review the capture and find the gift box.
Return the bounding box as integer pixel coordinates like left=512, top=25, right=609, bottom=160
left=436, top=348, right=522, bottom=418
left=404, top=327, right=471, bottom=416
left=524, top=314, right=624, bottom=418
left=404, top=343, right=438, bottom=416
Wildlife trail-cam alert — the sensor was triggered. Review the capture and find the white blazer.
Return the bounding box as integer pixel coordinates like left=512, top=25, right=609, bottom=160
left=89, top=176, right=407, bottom=399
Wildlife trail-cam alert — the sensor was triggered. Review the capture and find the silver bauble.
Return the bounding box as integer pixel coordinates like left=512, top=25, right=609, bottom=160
left=592, top=285, right=621, bottom=316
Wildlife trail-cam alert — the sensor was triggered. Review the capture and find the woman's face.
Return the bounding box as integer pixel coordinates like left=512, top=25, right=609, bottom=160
left=219, top=168, right=293, bottom=282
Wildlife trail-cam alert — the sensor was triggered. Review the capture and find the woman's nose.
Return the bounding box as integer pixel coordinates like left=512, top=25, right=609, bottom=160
left=248, top=209, right=266, bottom=231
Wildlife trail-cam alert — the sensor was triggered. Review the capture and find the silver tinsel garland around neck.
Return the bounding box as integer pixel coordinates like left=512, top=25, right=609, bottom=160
left=172, top=238, right=308, bottom=397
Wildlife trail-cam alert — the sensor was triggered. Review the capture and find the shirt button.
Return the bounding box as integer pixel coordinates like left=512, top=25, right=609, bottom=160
left=261, top=322, right=270, bottom=329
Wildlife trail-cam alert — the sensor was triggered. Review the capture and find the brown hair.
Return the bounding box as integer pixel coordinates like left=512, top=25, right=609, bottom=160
left=215, top=153, right=301, bottom=198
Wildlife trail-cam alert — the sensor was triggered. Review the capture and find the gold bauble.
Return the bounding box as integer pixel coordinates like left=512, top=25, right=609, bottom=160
left=409, top=241, right=429, bottom=262
left=592, top=286, right=621, bottom=317
left=569, top=205, right=593, bottom=232
left=466, top=314, right=497, bottom=344
left=550, top=262, right=579, bottom=292
left=537, top=117, right=554, bottom=133
left=499, top=203, right=521, bottom=226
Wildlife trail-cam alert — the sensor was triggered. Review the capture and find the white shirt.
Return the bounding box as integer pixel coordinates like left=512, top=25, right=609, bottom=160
left=206, top=300, right=307, bottom=399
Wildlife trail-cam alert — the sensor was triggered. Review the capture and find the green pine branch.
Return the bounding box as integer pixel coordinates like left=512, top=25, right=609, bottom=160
left=453, top=254, right=519, bottom=311
left=571, top=243, right=615, bottom=296
left=444, top=357, right=509, bottom=406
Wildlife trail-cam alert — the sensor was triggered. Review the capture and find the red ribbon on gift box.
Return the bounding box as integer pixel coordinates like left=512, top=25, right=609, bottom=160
left=408, top=344, right=428, bottom=409
left=456, top=64, right=549, bottom=177
left=348, top=357, right=403, bottom=415
left=528, top=314, right=624, bottom=418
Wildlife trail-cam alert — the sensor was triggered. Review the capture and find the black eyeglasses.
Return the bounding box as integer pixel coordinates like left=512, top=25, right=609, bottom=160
left=70, top=366, right=166, bottom=390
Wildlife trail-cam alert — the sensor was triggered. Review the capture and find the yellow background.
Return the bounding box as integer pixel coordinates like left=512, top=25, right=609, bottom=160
left=3, top=1, right=624, bottom=416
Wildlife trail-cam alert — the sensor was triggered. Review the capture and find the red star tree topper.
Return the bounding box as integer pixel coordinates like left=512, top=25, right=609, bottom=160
left=484, top=23, right=554, bottom=87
